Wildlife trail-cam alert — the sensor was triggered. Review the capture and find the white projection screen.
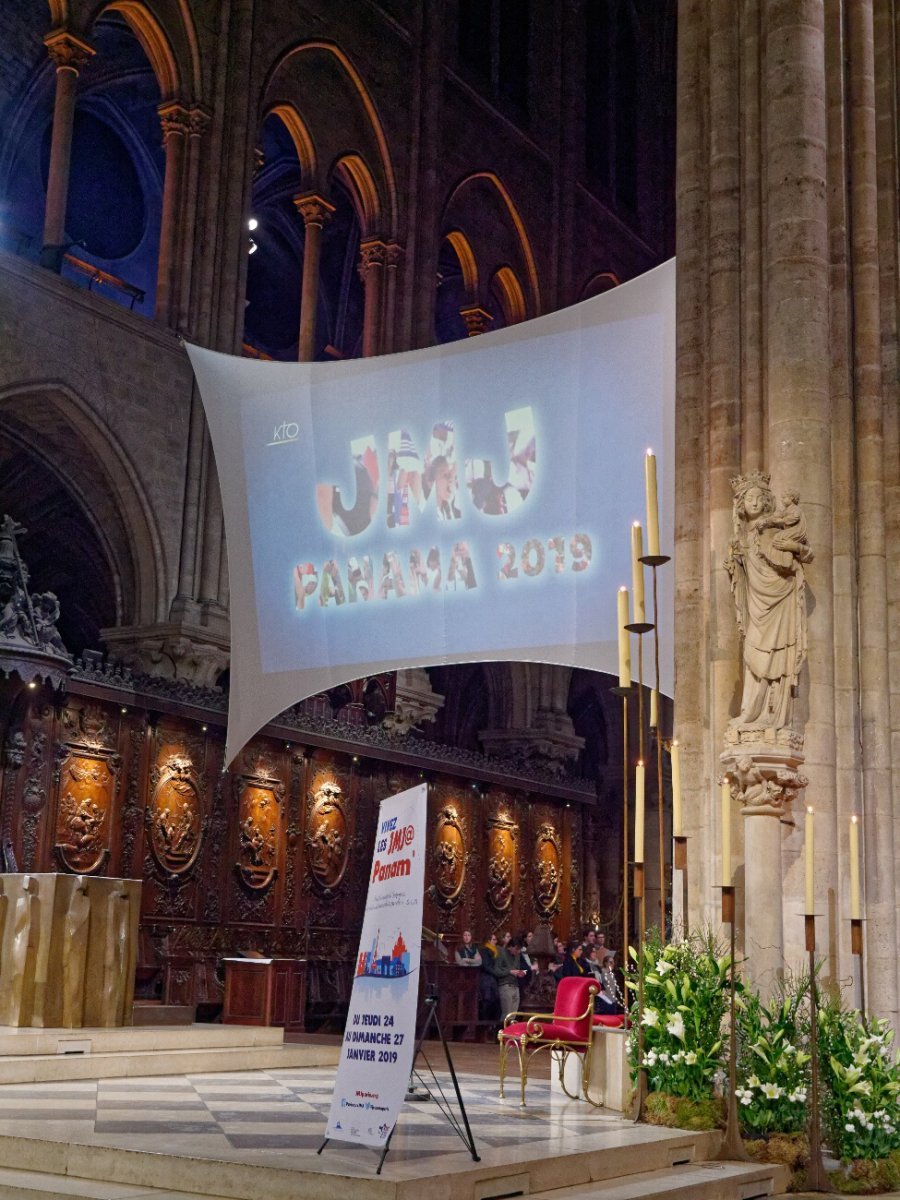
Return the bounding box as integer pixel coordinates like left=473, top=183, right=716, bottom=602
left=186, top=258, right=675, bottom=764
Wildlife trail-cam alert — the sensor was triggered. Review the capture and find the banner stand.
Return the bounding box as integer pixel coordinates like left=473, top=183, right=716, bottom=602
left=317, top=961, right=481, bottom=1174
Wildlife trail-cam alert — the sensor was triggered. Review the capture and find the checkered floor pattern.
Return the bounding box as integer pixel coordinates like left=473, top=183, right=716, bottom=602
left=0, top=1065, right=626, bottom=1163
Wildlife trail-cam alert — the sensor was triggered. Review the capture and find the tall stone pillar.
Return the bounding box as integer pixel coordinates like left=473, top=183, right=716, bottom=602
left=156, top=102, right=191, bottom=324
left=358, top=240, right=387, bottom=357
left=294, top=194, right=334, bottom=362
left=176, top=107, right=211, bottom=331
left=381, top=242, right=403, bottom=354
left=40, top=30, right=94, bottom=272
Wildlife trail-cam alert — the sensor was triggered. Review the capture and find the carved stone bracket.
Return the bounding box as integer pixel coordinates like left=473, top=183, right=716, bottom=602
left=720, top=741, right=808, bottom=817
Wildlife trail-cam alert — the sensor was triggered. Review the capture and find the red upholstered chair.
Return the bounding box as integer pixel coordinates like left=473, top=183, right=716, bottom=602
left=593, top=1013, right=627, bottom=1029
left=498, top=976, right=598, bottom=1106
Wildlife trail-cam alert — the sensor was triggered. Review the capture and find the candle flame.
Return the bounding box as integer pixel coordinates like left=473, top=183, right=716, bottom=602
left=632, top=519, right=641, bottom=528
left=646, top=447, right=654, bottom=456
left=807, top=805, right=814, bottom=815
left=851, top=814, right=858, bottom=824
left=637, top=760, right=643, bottom=768
left=619, top=585, right=628, bottom=592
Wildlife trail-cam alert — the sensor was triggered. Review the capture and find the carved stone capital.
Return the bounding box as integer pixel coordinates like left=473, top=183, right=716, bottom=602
left=44, top=29, right=95, bottom=73
left=293, top=193, right=335, bottom=229
left=188, top=106, right=211, bottom=138
left=720, top=742, right=808, bottom=816
left=383, top=667, right=444, bottom=735
left=357, top=239, right=388, bottom=282
left=101, top=622, right=229, bottom=689
left=460, top=305, right=493, bottom=336
left=158, top=101, right=193, bottom=142
left=384, top=242, right=404, bottom=269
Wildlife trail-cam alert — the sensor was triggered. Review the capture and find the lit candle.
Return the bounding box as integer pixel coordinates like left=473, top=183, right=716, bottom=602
left=617, top=587, right=631, bottom=688
left=650, top=688, right=659, bottom=729
left=671, top=740, right=683, bottom=838
left=634, top=761, right=645, bottom=863
left=805, top=806, right=815, bottom=915
left=849, top=814, right=861, bottom=920
left=721, top=778, right=731, bottom=886
left=631, top=522, right=645, bottom=624
left=645, top=449, right=660, bottom=557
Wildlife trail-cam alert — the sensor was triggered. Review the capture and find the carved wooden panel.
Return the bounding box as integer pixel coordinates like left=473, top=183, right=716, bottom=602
left=533, top=820, right=562, bottom=919
left=147, top=755, right=203, bottom=876
left=486, top=808, right=517, bottom=916
left=305, top=778, right=348, bottom=890
left=235, top=778, right=281, bottom=890
left=54, top=751, right=115, bottom=873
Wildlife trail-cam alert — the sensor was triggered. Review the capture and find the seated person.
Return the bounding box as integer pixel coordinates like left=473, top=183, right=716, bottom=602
left=556, top=937, right=588, bottom=979
left=455, top=929, right=482, bottom=967
left=596, top=952, right=624, bottom=1015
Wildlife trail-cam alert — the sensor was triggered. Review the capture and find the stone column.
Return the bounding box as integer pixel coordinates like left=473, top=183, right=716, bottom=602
left=176, top=107, right=210, bottom=332
left=40, top=30, right=94, bottom=272
left=156, top=102, right=191, bottom=324
left=294, top=194, right=334, bottom=362
left=358, top=239, right=387, bottom=357
left=381, top=242, right=403, bottom=354
left=459, top=305, right=492, bottom=337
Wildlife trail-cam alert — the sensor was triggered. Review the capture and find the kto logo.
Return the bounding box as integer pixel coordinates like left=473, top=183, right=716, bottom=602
left=268, top=421, right=300, bottom=446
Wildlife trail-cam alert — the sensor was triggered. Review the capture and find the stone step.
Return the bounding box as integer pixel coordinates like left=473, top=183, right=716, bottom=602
left=0, top=1164, right=234, bottom=1200
left=528, top=1161, right=791, bottom=1200
left=0, top=1024, right=288, bottom=1058
left=131, top=1004, right=195, bottom=1027
left=0, top=1041, right=340, bottom=1083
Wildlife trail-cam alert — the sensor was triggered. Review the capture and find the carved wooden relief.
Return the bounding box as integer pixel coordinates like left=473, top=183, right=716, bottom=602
left=305, top=779, right=348, bottom=891
left=147, top=755, right=203, bottom=877
left=54, top=752, right=114, bottom=873
left=533, top=821, right=562, bottom=918
left=234, top=769, right=282, bottom=891
left=486, top=811, right=517, bottom=913
left=429, top=803, right=466, bottom=909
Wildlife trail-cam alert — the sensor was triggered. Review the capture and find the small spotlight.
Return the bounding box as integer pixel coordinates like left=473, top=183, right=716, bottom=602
left=201, top=724, right=208, bottom=732
left=352, top=755, right=359, bottom=763
left=27, top=681, right=37, bottom=690
left=248, top=216, right=258, bottom=231
left=248, top=237, right=258, bottom=255
left=120, top=707, right=128, bottom=714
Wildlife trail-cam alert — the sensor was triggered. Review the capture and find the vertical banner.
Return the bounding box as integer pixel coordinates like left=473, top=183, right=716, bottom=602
left=325, top=782, right=427, bottom=1148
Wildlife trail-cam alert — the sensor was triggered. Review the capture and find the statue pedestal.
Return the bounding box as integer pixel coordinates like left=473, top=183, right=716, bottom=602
left=0, top=875, right=141, bottom=1028
left=721, top=736, right=807, bottom=1000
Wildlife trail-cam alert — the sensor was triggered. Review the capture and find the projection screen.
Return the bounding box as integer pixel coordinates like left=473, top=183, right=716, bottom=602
left=186, top=258, right=675, bottom=765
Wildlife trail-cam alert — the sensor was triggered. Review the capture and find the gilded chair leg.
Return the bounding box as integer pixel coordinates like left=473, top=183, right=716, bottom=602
left=498, top=1037, right=507, bottom=1100
left=518, top=1040, right=528, bottom=1107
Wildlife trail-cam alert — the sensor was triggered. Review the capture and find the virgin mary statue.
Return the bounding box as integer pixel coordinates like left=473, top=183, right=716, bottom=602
left=724, top=472, right=813, bottom=732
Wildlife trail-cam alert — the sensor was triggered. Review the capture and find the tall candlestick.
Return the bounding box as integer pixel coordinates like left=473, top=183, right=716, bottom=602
left=634, top=761, right=645, bottom=863
left=650, top=687, right=659, bottom=729
left=671, top=740, right=683, bottom=838
left=721, top=778, right=731, bottom=887
left=631, top=522, right=645, bottom=624
left=805, top=806, right=815, bottom=915
left=617, top=587, right=631, bottom=688
left=645, top=449, right=660, bottom=557
left=849, top=814, right=861, bottom=921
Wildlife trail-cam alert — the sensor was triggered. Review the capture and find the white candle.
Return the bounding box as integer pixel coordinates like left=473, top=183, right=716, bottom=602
left=850, top=814, right=861, bottom=921
left=721, top=778, right=731, bottom=886
left=617, top=587, right=631, bottom=688
left=671, top=740, right=683, bottom=838
left=631, top=522, right=645, bottom=624
left=645, top=449, right=660, bottom=557
left=805, top=806, right=815, bottom=915
left=650, top=688, right=659, bottom=729
left=634, top=761, right=645, bottom=863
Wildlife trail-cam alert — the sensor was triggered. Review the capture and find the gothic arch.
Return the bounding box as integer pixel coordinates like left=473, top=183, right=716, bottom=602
left=261, top=40, right=397, bottom=235
left=442, top=172, right=541, bottom=316
left=332, top=153, right=381, bottom=239
left=73, top=0, right=201, bottom=100
left=267, top=103, right=316, bottom=181
left=444, top=231, right=479, bottom=303
left=580, top=270, right=620, bottom=300
left=490, top=265, right=526, bottom=325
left=0, top=382, right=167, bottom=632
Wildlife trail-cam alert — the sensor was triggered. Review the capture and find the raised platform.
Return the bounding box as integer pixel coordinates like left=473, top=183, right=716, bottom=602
left=0, top=1063, right=789, bottom=1200
left=0, top=1024, right=340, bottom=1083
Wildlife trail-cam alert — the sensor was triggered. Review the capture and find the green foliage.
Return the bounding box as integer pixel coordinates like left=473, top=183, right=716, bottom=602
left=627, top=928, right=729, bottom=1102
left=643, top=1090, right=725, bottom=1131
left=827, top=1150, right=900, bottom=1194
left=736, top=980, right=811, bottom=1137
left=818, top=998, right=900, bottom=1164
